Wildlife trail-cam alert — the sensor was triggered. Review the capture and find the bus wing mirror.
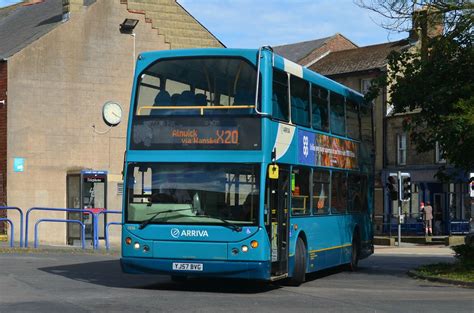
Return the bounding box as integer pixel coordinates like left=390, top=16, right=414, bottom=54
left=268, top=164, right=279, bottom=180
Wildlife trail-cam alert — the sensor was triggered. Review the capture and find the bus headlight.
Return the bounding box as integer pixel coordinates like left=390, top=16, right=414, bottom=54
left=241, top=245, right=249, bottom=253
left=134, top=242, right=140, bottom=249
left=250, top=240, right=259, bottom=248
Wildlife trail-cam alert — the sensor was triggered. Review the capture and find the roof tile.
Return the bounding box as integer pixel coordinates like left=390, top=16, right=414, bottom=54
left=311, top=39, right=409, bottom=76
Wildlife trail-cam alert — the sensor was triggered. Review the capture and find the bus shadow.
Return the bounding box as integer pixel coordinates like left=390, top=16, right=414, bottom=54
left=39, top=260, right=279, bottom=294
left=142, top=278, right=280, bottom=293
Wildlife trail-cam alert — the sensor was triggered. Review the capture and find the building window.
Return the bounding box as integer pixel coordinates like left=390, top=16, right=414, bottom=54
left=397, top=133, right=407, bottom=165
left=117, top=182, right=124, bottom=195
left=435, top=141, right=446, bottom=163
left=360, top=79, right=372, bottom=95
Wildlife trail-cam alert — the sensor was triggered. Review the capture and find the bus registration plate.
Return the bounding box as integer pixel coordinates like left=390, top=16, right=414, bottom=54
left=172, top=263, right=203, bottom=271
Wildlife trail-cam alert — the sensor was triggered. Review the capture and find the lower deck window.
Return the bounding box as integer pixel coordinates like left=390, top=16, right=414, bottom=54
left=291, top=167, right=311, bottom=215
left=331, top=171, right=347, bottom=214
left=313, top=170, right=330, bottom=214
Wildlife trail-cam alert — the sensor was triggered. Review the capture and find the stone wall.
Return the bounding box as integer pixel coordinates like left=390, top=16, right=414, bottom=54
left=385, top=115, right=434, bottom=167
left=0, top=61, right=6, bottom=235
left=125, top=0, right=223, bottom=49
left=6, top=0, right=220, bottom=246
left=0, top=61, right=6, bottom=207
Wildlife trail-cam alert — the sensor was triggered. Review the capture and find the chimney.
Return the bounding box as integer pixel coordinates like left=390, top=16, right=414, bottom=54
left=409, top=6, right=444, bottom=56
left=61, top=0, right=84, bottom=14
left=62, top=0, right=70, bottom=20
left=410, top=7, right=444, bottom=40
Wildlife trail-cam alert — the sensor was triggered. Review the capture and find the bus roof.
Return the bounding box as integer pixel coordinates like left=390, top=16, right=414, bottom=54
left=137, top=48, right=365, bottom=103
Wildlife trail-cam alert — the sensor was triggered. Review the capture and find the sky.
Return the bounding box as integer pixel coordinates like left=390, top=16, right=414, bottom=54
left=0, top=0, right=18, bottom=7
left=178, top=0, right=408, bottom=48
left=0, top=0, right=408, bottom=48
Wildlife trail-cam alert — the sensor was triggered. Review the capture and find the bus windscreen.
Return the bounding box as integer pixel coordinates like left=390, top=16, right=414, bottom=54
left=126, top=163, right=260, bottom=226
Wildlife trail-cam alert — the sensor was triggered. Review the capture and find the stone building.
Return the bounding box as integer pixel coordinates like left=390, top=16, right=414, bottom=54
left=0, top=0, right=223, bottom=245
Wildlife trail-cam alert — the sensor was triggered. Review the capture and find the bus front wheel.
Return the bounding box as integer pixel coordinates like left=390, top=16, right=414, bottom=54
left=288, top=237, right=306, bottom=286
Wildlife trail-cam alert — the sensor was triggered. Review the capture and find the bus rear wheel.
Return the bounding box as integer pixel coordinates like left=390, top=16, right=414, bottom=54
left=288, top=237, right=306, bottom=286
left=348, top=234, right=360, bottom=271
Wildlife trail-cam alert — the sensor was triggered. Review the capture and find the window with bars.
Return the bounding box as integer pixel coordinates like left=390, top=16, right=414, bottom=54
left=117, top=182, right=124, bottom=196
left=435, top=141, right=446, bottom=164
left=397, top=133, right=407, bottom=165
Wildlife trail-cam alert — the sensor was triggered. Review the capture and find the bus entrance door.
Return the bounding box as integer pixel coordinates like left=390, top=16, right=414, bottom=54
left=268, top=166, right=289, bottom=278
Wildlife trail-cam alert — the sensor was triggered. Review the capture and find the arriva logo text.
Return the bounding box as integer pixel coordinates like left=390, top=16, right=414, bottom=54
left=171, top=228, right=209, bottom=238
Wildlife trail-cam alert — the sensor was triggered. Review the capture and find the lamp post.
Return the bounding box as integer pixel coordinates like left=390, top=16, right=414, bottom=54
left=119, top=18, right=139, bottom=70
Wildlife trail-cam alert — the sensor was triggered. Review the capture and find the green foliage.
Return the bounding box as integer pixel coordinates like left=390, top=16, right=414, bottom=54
left=452, top=244, right=474, bottom=265
left=365, top=7, right=474, bottom=178
left=416, top=261, right=474, bottom=283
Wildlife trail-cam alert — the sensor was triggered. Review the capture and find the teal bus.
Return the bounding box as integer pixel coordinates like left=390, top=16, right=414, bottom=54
left=121, top=47, right=374, bottom=285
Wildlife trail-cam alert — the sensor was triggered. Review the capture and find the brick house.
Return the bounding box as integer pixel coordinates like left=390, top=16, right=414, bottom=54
left=273, top=33, right=357, bottom=66
left=0, top=0, right=223, bottom=245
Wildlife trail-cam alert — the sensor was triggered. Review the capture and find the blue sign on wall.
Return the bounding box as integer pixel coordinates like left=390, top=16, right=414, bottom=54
left=13, top=158, right=25, bottom=172
left=298, top=129, right=315, bottom=165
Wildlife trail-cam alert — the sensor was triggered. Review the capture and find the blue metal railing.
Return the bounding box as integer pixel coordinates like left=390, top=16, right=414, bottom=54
left=0, top=207, right=24, bottom=247
left=25, top=207, right=95, bottom=248
left=105, top=222, right=122, bottom=250
left=96, top=210, right=122, bottom=250
left=0, top=218, right=14, bottom=247
left=450, top=220, right=470, bottom=235
left=34, top=219, right=86, bottom=249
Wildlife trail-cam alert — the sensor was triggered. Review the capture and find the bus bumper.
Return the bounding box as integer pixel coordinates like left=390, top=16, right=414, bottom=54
left=120, top=257, right=271, bottom=280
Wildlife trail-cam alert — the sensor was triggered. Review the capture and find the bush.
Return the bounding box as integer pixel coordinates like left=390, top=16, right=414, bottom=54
left=451, top=244, right=474, bottom=266
left=465, top=233, right=474, bottom=247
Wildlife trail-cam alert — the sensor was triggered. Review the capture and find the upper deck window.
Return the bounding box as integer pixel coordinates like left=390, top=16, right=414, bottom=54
left=346, top=99, right=361, bottom=140
left=290, top=76, right=310, bottom=127
left=272, top=69, right=289, bottom=122
left=330, top=92, right=346, bottom=136
left=312, top=85, right=329, bottom=132
left=135, top=57, right=259, bottom=116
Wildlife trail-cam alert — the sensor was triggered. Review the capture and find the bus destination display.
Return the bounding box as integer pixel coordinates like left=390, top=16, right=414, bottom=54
left=131, top=117, right=261, bottom=150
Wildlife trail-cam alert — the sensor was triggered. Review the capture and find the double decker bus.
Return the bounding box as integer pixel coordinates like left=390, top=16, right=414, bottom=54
left=121, top=47, right=374, bottom=285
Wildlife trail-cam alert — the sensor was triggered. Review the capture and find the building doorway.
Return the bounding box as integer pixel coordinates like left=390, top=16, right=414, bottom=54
left=433, top=193, right=445, bottom=235
left=66, top=171, right=107, bottom=246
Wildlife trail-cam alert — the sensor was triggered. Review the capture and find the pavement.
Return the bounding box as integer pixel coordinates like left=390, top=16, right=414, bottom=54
left=374, top=243, right=455, bottom=256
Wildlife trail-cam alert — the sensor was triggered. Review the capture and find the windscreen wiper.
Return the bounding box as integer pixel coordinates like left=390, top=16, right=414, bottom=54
left=138, top=208, right=192, bottom=230
left=194, top=214, right=242, bottom=232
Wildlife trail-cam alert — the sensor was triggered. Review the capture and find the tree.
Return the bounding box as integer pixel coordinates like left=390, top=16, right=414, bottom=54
left=359, top=0, right=474, bottom=179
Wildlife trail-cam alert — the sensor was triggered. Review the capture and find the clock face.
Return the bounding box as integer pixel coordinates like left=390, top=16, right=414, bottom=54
left=102, top=101, right=123, bottom=126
